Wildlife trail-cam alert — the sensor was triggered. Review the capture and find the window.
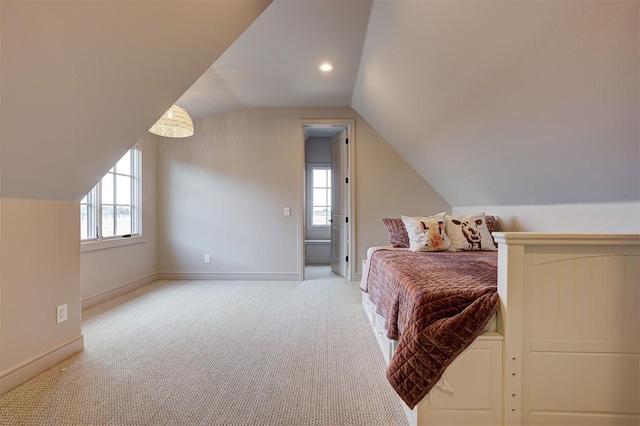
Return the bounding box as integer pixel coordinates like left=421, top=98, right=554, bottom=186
left=81, top=146, right=141, bottom=241
left=308, top=164, right=331, bottom=227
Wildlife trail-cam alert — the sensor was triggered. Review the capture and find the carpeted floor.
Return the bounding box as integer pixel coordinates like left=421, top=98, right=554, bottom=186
left=0, top=267, right=408, bottom=425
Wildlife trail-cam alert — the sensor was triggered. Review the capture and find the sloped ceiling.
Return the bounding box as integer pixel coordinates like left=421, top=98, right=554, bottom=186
left=2, top=0, right=637, bottom=208
left=352, top=0, right=639, bottom=206
left=177, top=0, right=372, bottom=119
left=1, top=0, right=272, bottom=201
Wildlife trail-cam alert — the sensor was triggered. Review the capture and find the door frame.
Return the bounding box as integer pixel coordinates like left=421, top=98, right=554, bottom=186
left=299, top=118, right=355, bottom=281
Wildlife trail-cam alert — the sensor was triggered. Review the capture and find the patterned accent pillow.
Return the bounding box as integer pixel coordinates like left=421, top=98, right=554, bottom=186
left=402, top=213, right=452, bottom=252
left=382, top=218, right=409, bottom=248
left=446, top=212, right=497, bottom=251
left=485, top=215, right=499, bottom=248
left=485, top=215, right=497, bottom=234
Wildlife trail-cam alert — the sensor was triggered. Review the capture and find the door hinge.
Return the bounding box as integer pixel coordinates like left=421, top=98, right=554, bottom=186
left=346, top=216, right=349, bottom=223
left=345, top=138, right=349, bottom=145
left=346, top=256, right=349, bottom=262
left=345, top=177, right=349, bottom=184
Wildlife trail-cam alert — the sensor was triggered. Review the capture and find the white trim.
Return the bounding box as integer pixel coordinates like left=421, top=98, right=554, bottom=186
left=81, top=235, right=145, bottom=253
left=493, top=232, right=640, bottom=246
left=81, top=145, right=142, bottom=243
left=299, top=118, right=356, bottom=281
left=157, top=271, right=299, bottom=281
left=0, top=335, right=84, bottom=394
left=81, top=272, right=158, bottom=309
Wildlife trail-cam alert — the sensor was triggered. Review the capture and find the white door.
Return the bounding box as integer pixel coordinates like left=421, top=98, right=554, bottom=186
left=331, top=129, right=349, bottom=278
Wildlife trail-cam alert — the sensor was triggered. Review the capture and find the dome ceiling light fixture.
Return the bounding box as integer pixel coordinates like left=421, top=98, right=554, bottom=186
left=148, top=104, right=194, bottom=138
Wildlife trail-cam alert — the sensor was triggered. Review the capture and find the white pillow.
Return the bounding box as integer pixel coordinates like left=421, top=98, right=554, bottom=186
left=446, top=212, right=497, bottom=251
left=401, top=213, right=452, bottom=252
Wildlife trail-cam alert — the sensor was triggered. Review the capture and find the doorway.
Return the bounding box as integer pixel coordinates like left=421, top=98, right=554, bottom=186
left=300, top=119, right=355, bottom=281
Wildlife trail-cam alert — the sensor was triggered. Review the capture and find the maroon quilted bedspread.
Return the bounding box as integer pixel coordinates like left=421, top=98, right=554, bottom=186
left=361, top=249, right=499, bottom=408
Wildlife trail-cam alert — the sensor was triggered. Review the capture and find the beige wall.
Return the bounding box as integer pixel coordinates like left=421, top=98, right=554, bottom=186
left=0, top=0, right=271, bottom=393
left=80, top=134, right=159, bottom=308
left=157, top=107, right=449, bottom=278
left=0, top=199, right=82, bottom=384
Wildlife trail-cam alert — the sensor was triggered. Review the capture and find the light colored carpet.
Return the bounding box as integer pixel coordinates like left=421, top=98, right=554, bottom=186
left=0, top=267, right=408, bottom=425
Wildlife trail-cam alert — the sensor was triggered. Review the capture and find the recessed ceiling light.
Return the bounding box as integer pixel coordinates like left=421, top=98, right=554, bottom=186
left=319, top=63, right=333, bottom=72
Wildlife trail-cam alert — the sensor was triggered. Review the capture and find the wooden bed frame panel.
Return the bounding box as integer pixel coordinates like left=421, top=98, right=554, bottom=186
left=497, top=233, right=640, bottom=426
left=363, top=233, right=639, bottom=426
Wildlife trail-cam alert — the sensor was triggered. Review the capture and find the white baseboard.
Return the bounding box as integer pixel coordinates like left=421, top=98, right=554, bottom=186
left=157, top=271, right=299, bottom=281
left=0, top=335, right=84, bottom=395
left=82, top=273, right=159, bottom=310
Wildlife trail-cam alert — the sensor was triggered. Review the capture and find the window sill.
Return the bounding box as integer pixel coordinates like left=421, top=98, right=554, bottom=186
left=81, top=235, right=145, bottom=253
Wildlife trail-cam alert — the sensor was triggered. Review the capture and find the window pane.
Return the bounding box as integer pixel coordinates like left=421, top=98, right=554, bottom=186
left=116, top=175, right=131, bottom=204
left=80, top=147, right=141, bottom=241
left=313, top=188, right=328, bottom=206
left=101, top=205, right=115, bottom=237
left=80, top=205, right=88, bottom=240
left=116, top=150, right=131, bottom=175
left=116, top=206, right=132, bottom=236
left=313, top=169, right=328, bottom=187
left=101, top=174, right=114, bottom=204
left=312, top=208, right=329, bottom=226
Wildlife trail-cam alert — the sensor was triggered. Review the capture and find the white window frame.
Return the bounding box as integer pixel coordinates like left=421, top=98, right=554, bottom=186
left=81, top=145, right=143, bottom=252
left=306, top=163, right=332, bottom=230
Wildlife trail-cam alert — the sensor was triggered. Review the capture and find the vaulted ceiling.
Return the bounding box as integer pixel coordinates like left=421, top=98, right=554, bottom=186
left=178, top=0, right=639, bottom=207
left=2, top=0, right=638, bottom=207
left=177, top=0, right=372, bottom=119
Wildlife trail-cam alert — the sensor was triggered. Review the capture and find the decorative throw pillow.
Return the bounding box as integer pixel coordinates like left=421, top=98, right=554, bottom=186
left=485, top=215, right=499, bottom=248
left=402, top=213, right=452, bottom=252
left=485, top=215, right=497, bottom=234
left=382, top=218, right=409, bottom=248
left=446, top=212, right=497, bottom=251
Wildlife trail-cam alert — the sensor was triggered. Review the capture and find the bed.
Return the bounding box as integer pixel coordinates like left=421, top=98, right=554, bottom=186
left=361, top=232, right=640, bottom=426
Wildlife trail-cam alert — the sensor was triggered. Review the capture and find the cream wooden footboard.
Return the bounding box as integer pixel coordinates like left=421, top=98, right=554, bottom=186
left=496, top=233, right=639, bottom=426
left=362, top=233, right=639, bottom=426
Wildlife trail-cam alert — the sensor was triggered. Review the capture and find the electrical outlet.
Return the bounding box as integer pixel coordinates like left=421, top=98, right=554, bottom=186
left=284, top=207, right=291, bottom=216
left=56, top=304, right=68, bottom=324
left=204, top=254, right=211, bottom=264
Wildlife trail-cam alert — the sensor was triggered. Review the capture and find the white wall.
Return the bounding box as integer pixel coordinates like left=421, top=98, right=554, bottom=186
left=305, top=137, right=332, bottom=164
left=157, top=107, right=449, bottom=279
left=80, top=134, right=159, bottom=308
left=454, top=202, right=640, bottom=234
left=0, top=199, right=83, bottom=392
